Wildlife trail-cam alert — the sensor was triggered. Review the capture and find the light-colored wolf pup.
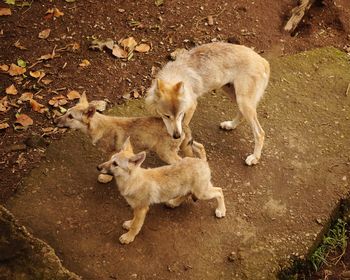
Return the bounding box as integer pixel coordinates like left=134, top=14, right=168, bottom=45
left=97, top=138, right=226, bottom=244
left=54, top=93, right=200, bottom=182
left=146, top=42, right=270, bottom=165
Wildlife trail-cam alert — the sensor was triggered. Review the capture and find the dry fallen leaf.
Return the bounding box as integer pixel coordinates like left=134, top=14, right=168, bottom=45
left=71, top=42, right=80, bottom=51
left=112, top=45, right=128, bottom=58
left=41, top=78, right=53, bottom=85
left=29, top=70, right=41, bottom=78
left=0, top=96, right=10, bottom=113
left=53, top=7, right=64, bottom=17
left=5, top=84, right=17, bottom=95
left=135, top=43, right=151, bottom=53
left=46, top=7, right=64, bottom=18
left=15, top=114, right=33, bottom=127
left=0, top=8, right=11, bottom=16
left=120, top=37, right=137, bottom=51
left=14, top=40, right=28, bottom=50
left=38, top=28, right=51, bottom=39
left=0, top=64, right=9, bottom=72
left=67, top=90, right=80, bottom=100
left=8, top=63, right=26, bottom=76
left=30, top=99, right=47, bottom=113
left=0, top=122, right=9, bottom=130
left=49, top=95, right=68, bottom=107
left=79, top=59, right=90, bottom=67
left=155, top=0, right=164, bottom=6
left=19, top=92, right=33, bottom=102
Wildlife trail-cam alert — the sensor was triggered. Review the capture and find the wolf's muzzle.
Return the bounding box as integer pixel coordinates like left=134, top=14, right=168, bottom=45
left=173, top=131, right=181, bottom=139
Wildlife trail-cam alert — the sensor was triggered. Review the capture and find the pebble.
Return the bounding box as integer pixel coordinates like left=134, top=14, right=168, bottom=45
left=98, top=174, right=113, bottom=183
left=227, top=251, right=236, bottom=262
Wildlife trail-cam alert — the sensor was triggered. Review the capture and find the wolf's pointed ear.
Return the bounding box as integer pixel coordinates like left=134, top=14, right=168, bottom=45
left=122, top=137, right=134, bottom=153
left=156, top=79, right=165, bottom=96
left=129, top=151, right=146, bottom=167
left=84, top=104, right=96, bottom=118
left=173, top=81, right=184, bottom=95
left=79, top=92, right=89, bottom=107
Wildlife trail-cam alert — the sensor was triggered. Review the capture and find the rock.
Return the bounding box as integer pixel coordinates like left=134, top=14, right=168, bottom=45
left=98, top=174, right=113, bottom=183
left=0, top=205, right=81, bottom=279
left=227, top=251, right=236, bottom=262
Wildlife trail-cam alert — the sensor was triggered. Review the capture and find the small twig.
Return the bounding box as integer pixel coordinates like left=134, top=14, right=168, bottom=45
left=55, top=87, right=67, bottom=92
left=28, top=61, right=42, bottom=69
left=22, top=0, right=34, bottom=15
left=195, top=7, right=226, bottom=29
left=34, top=89, right=43, bottom=96
left=56, top=43, right=74, bottom=52
left=345, top=82, right=350, bottom=97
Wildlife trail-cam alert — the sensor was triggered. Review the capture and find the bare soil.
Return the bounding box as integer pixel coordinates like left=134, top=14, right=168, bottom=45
left=1, top=0, right=350, bottom=279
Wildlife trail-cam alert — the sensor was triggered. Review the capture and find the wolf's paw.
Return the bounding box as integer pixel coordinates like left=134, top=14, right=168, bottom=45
left=215, top=208, right=226, bottom=218
left=97, top=174, right=113, bottom=184
left=220, top=121, right=235, bottom=130
left=122, top=220, right=133, bottom=230
left=245, top=154, right=259, bottom=166
left=119, top=232, right=135, bottom=244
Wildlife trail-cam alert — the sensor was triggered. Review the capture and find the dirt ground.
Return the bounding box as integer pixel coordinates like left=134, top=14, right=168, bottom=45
left=1, top=0, right=350, bottom=279
left=1, top=0, right=350, bottom=202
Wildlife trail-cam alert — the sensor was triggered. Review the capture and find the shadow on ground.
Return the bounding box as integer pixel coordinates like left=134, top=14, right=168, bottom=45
left=3, top=47, right=350, bottom=279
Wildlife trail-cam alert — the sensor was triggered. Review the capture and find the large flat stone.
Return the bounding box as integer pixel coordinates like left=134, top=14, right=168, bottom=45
left=5, top=47, right=350, bottom=279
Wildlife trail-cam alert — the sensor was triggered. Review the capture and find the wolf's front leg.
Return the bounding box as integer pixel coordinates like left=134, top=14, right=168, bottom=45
left=119, top=206, right=149, bottom=244
left=180, top=124, right=194, bottom=157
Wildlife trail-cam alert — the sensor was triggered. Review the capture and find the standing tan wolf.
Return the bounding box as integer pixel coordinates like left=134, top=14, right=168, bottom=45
left=146, top=42, right=270, bottom=165
left=98, top=138, right=226, bottom=244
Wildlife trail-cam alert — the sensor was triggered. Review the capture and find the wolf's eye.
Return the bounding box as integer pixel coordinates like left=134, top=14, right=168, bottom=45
left=164, top=115, right=170, bottom=119
left=112, top=161, right=118, bottom=167
left=68, top=114, right=73, bottom=119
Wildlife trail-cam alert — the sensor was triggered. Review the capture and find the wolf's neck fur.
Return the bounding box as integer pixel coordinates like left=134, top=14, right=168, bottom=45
left=115, top=168, right=145, bottom=196
left=159, top=61, right=203, bottom=97
left=87, top=113, right=121, bottom=147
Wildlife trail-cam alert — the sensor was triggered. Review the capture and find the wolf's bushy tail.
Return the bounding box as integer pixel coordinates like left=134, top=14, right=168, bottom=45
left=191, top=141, right=207, bottom=161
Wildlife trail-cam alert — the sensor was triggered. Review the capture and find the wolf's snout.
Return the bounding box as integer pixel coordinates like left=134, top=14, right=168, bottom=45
left=96, top=165, right=102, bottom=171
left=173, top=131, right=181, bottom=139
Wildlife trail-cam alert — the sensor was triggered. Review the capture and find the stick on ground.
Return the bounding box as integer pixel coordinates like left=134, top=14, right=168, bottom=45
left=284, top=0, right=316, bottom=33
